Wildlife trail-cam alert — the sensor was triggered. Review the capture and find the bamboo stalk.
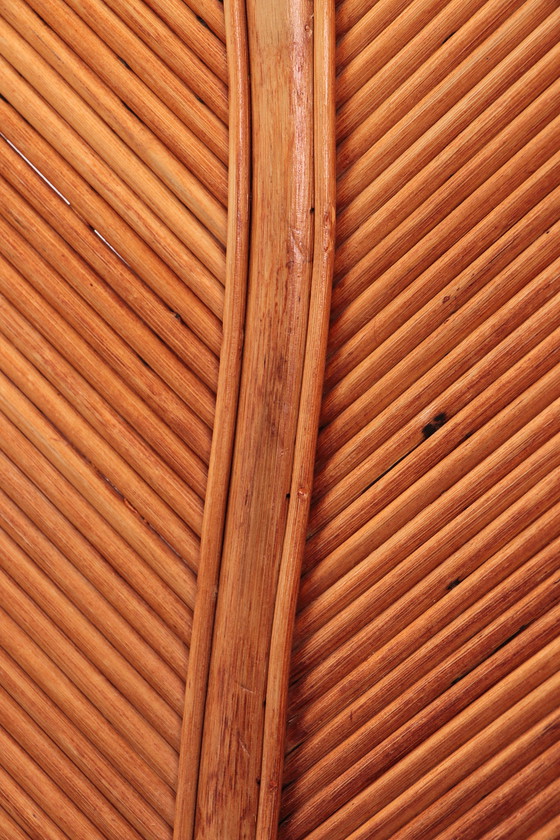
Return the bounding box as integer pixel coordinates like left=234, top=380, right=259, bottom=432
left=0, top=724, right=115, bottom=840
left=302, top=367, right=560, bottom=607
left=285, top=504, right=560, bottom=785
left=332, top=140, right=560, bottom=356
left=172, top=0, right=251, bottom=833
left=336, top=0, right=405, bottom=48
left=337, top=68, right=559, bottom=265
left=0, top=260, right=206, bottom=526
left=338, top=4, right=559, bottom=180
left=528, top=815, right=560, bottom=839
left=0, top=646, right=172, bottom=838
left=283, top=601, right=560, bottom=838
left=0, top=131, right=219, bottom=391
left=322, top=176, right=560, bottom=467
left=0, top=528, right=183, bottom=726
left=0, top=100, right=222, bottom=352
left=314, top=272, right=560, bottom=530
left=326, top=185, right=558, bottom=400
left=105, top=0, right=227, bottom=81
left=300, top=647, right=560, bottom=840
left=320, top=260, right=560, bottom=500
left=193, top=0, right=315, bottom=834
left=0, top=19, right=225, bottom=270
left=0, top=765, right=69, bottom=840
left=0, top=573, right=180, bottom=774
left=0, top=807, right=32, bottom=840
left=0, top=684, right=149, bottom=840
left=0, top=343, right=202, bottom=577
left=294, top=463, right=560, bottom=695
left=6, top=0, right=227, bottom=203
left=336, top=0, right=490, bottom=102
left=0, top=57, right=224, bottom=316
left=0, top=168, right=215, bottom=446
left=389, top=710, right=560, bottom=839
left=438, top=753, right=560, bottom=840
left=150, top=0, right=226, bottom=42
left=61, top=0, right=228, bottom=124
left=0, top=483, right=187, bottom=678
left=255, top=2, right=336, bottom=835
left=0, top=609, right=176, bottom=817
left=23, top=0, right=227, bottom=172
left=0, top=426, right=195, bottom=637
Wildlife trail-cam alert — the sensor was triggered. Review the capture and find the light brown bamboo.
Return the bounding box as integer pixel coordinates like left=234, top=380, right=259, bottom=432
left=293, top=463, right=560, bottom=706
left=302, top=396, right=558, bottom=648
left=389, top=709, right=559, bottom=839
left=0, top=684, right=148, bottom=840
left=0, top=384, right=195, bottom=612
left=105, top=0, right=227, bottom=81
left=0, top=573, right=180, bottom=777
left=60, top=0, right=228, bottom=124
left=301, top=368, right=560, bottom=613
left=284, top=507, right=560, bottom=800
left=193, top=0, right=315, bottom=835
left=0, top=481, right=187, bottom=676
left=0, top=609, right=176, bottom=818
left=0, top=256, right=207, bottom=511
left=0, top=807, right=32, bottom=840
left=147, top=0, right=226, bottom=42
left=337, top=70, right=559, bottom=267
left=0, top=101, right=222, bottom=352
left=0, top=201, right=211, bottom=457
left=300, top=645, right=560, bottom=840
left=0, top=503, right=184, bottom=705
left=528, top=816, right=560, bottom=839
left=282, top=595, right=560, bottom=837
left=0, top=58, right=224, bottom=316
left=0, top=765, right=70, bottom=840
left=172, top=0, right=250, bottom=834
left=325, top=185, right=558, bottom=403
left=336, top=0, right=405, bottom=49
left=338, top=4, right=559, bottom=182
left=0, top=343, right=201, bottom=577
left=0, top=724, right=116, bottom=840
left=255, top=2, right=335, bottom=835
left=336, top=0, right=489, bottom=102
left=3, top=0, right=227, bottom=208
left=331, top=140, right=560, bottom=355
left=338, top=0, right=548, bottom=158
left=0, top=129, right=219, bottom=391
left=26, top=0, right=227, bottom=170
left=437, top=753, right=560, bottom=840
left=0, top=528, right=183, bottom=728
left=0, top=646, right=172, bottom=837
left=0, top=441, right=192, bottom=648
left=314, top=276, right=560, bottom=531
left=321, top=222, right=560, bottom=481
left=0, top=14, right=226, bottom=256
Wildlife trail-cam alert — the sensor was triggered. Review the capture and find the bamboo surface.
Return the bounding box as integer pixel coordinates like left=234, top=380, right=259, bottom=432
left=0, top=0, right=559, bottom=837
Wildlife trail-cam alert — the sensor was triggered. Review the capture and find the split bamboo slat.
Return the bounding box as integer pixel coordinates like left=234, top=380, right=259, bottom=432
left=0, top=0, right=558, bottom=839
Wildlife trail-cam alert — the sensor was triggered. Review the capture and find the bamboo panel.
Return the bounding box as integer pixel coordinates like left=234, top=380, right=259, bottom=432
left=1, top=0, right=558, bottom=837
left=281, top=0, right=560, bottom=837
left=0, top=0, right=228, bottom=836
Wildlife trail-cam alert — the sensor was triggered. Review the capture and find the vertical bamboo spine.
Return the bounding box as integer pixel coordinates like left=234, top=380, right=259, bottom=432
left=189, top=0, right=323, bottom=836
